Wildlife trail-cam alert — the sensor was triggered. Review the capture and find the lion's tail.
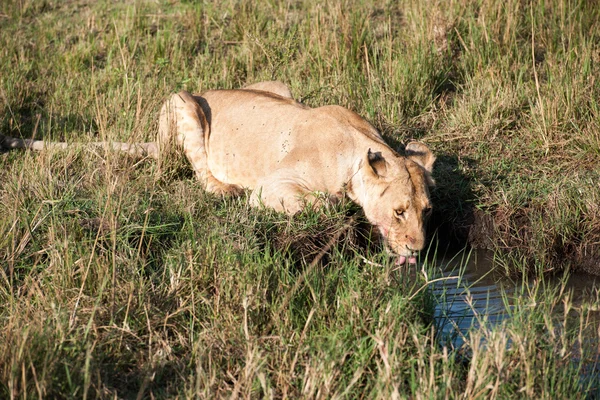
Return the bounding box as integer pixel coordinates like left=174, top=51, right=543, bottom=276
left=0, top=133, right=159, bottom=158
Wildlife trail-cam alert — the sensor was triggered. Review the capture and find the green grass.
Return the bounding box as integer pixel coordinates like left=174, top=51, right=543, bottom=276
left=1, top=0, right=600, bottom=397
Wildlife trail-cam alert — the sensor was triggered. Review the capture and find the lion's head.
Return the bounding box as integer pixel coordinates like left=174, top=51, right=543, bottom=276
left=351, top=142, right=435, bottom=265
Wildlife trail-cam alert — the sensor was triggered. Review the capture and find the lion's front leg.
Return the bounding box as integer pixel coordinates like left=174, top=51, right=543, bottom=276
left=249, top=171, right=338, bottom=214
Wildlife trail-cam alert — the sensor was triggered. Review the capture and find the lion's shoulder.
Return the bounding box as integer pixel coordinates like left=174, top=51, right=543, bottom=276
left=243, top=81, right=293, bottom=99
left=313, top=105, right=385, bottom=144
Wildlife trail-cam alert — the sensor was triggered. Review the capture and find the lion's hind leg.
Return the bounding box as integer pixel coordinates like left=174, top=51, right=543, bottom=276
left=158, top=91, right=242, bottom=196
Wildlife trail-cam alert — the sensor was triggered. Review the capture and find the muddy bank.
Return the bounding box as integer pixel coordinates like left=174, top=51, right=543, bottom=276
left=432, top=206, right=600, bottom=277
left=426, top=150, right=600, bottom=277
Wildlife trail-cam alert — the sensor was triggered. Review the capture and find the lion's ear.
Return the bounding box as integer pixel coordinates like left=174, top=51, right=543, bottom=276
left=405, top=142, right=435, bottom=173
left=366, top=148, right=388, bottom=177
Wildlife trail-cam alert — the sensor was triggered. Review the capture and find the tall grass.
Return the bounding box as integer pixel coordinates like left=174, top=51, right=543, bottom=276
left=1, top=0, right=599, bottom=397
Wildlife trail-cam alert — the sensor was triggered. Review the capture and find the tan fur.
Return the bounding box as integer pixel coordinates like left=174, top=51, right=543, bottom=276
left=158, top=81, right=436, bottom=258
left=0, top=81, right=435, bottom=259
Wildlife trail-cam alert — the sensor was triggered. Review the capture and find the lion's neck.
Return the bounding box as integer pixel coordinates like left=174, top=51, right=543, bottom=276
left=345, top=155, right=371, bottom=207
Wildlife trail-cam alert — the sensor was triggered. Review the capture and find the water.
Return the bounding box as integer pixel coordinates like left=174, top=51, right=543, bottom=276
left=431, top=249, right=600, bottom=350
left=428, top=252, right=600, bottom=395
left=430, top=249, right=600, bottom=393
left=431, top=249, right=509, bottom=348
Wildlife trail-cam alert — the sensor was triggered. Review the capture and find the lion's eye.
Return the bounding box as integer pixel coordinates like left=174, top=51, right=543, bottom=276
left=394, top=209, right=405, bottom=219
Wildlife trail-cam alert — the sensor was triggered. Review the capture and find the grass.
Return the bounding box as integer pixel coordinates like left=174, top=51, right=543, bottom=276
left=1, top=0, right=600, bottom=397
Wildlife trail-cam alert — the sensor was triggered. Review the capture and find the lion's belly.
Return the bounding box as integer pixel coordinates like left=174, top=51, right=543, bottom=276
left=207, top=133, right=288, bottom=188
left=207, top=116, right=300, bottom=186
left=202, top=91, right=354, bottom=193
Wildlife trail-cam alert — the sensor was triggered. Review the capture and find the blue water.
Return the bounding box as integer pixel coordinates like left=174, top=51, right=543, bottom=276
left=430, top=249, right=599, bottom=351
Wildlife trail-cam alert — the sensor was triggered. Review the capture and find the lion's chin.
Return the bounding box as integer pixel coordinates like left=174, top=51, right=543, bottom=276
left=381, top=239, right=418, bottom=266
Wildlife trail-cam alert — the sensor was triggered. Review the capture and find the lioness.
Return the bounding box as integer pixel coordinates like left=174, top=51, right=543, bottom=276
left=1, top=81, right=435, bottom=265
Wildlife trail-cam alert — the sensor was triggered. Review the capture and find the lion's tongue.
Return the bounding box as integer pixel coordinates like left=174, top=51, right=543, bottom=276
left=396, top=256, right=418, bottom=266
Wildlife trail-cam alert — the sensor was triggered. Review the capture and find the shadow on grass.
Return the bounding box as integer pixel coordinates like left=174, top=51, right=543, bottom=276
left=428, top=152, right=480, bottom=253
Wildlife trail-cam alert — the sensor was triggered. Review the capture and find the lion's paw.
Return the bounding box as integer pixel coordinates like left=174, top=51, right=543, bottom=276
left=206, top=181, right=244, bottom=197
